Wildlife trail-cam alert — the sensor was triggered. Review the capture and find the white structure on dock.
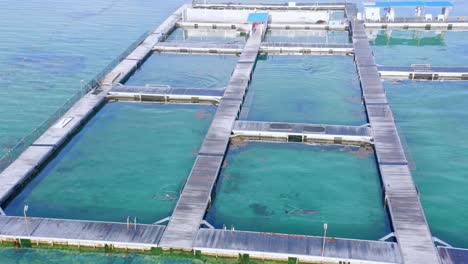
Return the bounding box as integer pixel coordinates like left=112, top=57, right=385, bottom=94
left=363, top=1, right=453, bottom=22
left=1, top=1, right=468, bottom=264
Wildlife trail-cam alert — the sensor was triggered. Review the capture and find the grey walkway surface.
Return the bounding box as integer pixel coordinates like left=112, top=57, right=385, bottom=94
left=192, top=2, right=347, bottom=10
left=0, top=4, right=186, bottom=214
left=378, top=65, right=468, bottom=80
left=364, top=18, right=468, bottom=30
left=158, top=26, right=264, bottom=250
left=0, top=93, right=106, bottom=206
left=2, top=3, right=468, bottom=262
left=178, top=21, right=348, bottom=31
left=153, top=42, right=244, bottom=54
left=439, top=247, right=468, bottom=264
left=109, top=85, right=224, bottom=103
left=194, top=229, right=403, bottom=263
left=232, top=120, right=373, bottom=145
left=153, top=42, right=353, bottom=55
left=0, top=216, right=165, bottom=247
left=351, top=17, right=441, bottom=264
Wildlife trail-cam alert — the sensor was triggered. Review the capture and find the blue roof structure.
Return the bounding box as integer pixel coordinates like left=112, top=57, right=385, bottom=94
left=364, top=1, right=453, bottom=7
left=247, top=12, right=269, bottom=23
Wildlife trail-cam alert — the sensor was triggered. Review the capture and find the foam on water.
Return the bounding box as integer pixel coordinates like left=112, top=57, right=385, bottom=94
left=5, top=103, right=214, bottom=224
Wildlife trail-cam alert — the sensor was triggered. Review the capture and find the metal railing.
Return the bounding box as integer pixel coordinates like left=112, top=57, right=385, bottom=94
left=0, top=30, right=152, bottom=173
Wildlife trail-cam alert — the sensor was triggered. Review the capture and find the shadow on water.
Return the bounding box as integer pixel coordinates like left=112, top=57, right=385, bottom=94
left=10, top=51, right=86, bottom=75
left=249, top=203, right=275, bottom=216
left=69, top=0, right=119, bottom=21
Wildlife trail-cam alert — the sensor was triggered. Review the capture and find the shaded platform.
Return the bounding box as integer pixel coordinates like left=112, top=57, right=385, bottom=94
left=178, top=22, right=348, bottom=31
left=378, top=65, right=468, bottom=80
left=232, top=120, right=372, bottom=146
left=194, top=229, right=403, bottom=263
left=351, top=17, right=441, bottom=263
left=158, top=25, right=264, bottom=250
left=261, top=42, right=353, bottom=55
left=439, top=247, right=468, bottom=264
left=153, top=42, right=244, bottom=54
left=153, top=42, right=353, bottom=55
left=365, top=19, right=468, bottom=30
left=0, top=216, right=165, bottom=248
left=109, top=85, right=224, bottom=103
left=192, top=2, right=347, bottom=11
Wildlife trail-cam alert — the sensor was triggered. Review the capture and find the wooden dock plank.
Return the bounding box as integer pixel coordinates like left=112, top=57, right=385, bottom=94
left=351, top=18, right=441, bottom=263
left=387, top=196, right=440, bottom=263
left=0, top=4, right=187, bottom=210
left=194, top=229, right=403, bottom=263
left=0, top=216, right=165, bottom=246
left=33, top=94, right=105, bottom=147
left=160, top=155, right=223, bottom=249
left=439, top=247, right=468, bottom=264
left=0, top=146, right=54, bottom=204
left=159, top=27, right=263, bottom=249
left=0, top=3, right=187, bottom=250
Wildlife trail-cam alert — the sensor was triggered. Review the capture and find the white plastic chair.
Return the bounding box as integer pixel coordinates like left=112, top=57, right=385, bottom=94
left=425, top=14, right=433, bottom=21
left=437, top=14, right=445, bottom=21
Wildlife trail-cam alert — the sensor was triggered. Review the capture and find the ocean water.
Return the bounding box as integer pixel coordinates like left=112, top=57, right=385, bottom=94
left=124, top=54, right=238, bottom=88
left=206, top=142, right=390, bottom=240
left=386, top=80, right=468, bottom=248
left=1, top=0, right=468, bottom=261
left=0, top=0, right=187, bottom=157
left=240, top=55, right=367, bottom=125
left=5, top=102, right=214, bottom=224
left=370, top=30, right=468, bottom=66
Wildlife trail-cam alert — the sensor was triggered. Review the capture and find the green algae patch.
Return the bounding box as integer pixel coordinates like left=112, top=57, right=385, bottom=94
left=0, top=242, right=289, bottom=264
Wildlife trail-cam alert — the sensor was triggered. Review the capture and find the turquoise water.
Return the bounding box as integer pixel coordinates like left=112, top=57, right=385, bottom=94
left=386, top=81, right=468, bottom=248
left=166, top=28, right=247, bottom=44
left=5, top=102, right=213, bottom=224
left=0, top=0, right=468, bottom=262
left=207, top=142, right=390, bottom=240
left=370, top=30, right=468, bottom=66
left=240, top=55, right=366, bottom=125
left=124, top=54, right=237, bottom=88
left=265, top=30, right=351, bottom=43
left=0, top=0, right=187, bottom=157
